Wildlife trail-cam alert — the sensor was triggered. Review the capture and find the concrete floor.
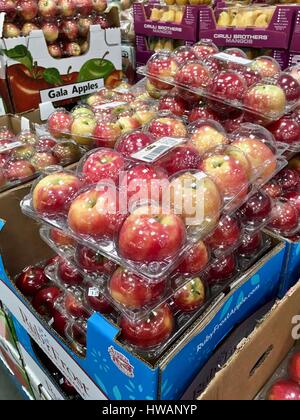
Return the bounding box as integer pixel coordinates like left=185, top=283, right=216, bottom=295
left=0, top=364, right=23, bottom=400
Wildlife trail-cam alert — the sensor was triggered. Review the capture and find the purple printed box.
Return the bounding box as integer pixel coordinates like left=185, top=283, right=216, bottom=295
left=199, top=5, right=295, bottom=49
left=288, top=52, right=300, bottom=67
left=272, top=50, right=289, bottom=70
left=133, top=3, right=199, bottom=42
left=290, top=9, right=300, bottom=53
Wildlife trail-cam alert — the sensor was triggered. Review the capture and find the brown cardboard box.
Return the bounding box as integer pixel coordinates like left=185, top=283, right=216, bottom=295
left=198, top=281, right=300, bottom=400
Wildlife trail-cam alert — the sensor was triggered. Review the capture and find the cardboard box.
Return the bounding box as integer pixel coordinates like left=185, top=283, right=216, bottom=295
left=199, top=5, right=295, bottom=49
left=0, top=302, right=19, bottom=351
left=197, top=280, right=300, bottom=400
left=0, top=7, right=122, bottom=113
left=289, top=9, right=300, bottom=53
left=133, top=3, right=200, bottom=42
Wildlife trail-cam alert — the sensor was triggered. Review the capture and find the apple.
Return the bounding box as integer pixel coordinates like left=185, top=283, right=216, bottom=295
left=268, top=380, right=300, bottom=401
left=84, top=281, right=112, bottom=314
left=75, top=0, right=93, bottom=15
left=147, top=52, right=178, bottom=90
left=189, top=120, right=227, bottom=155
left=283, top=191, right=300, bottom=216
left=92, top=0, right=106, bottom=12
left=221, top=110, right=245, bottom=133
left=188, top=104, right=219, bottom=123
left=277, top=73, right=300, bottom=102
left=239, top=191, right=272, bottom=223
left=15, top=266, right=48, bottom=297
left=133, top=108, right=156, bottom=126
left=177, top=240, right=209, bottom=275
left=82, top=149, right=125, bottom=185
left=276, top=168, right=300, bottom=191
left=236, top=67, right=262, bottom=88
left=109, top=267, right=166, bottom=309
left=269, top=199, right=299, bottom=233
left=93, top=121, right=121, bottom=148
left=147, top=117, right=187, bottom=139
left=208, top=71, right=247, bottom=106
left=32, top=172, right=82, bottom=215
left=58, top=0, right=76, bottom=16
left=5, top=159, right=35, bottom=181
left=115, top=131, right=153, bottom=158
left=30, top=152, right=59, bottom=171
left=92, top=14, right=109, bottom=29
left=262, top=180, right=282, bottom=199
left=59, top=377, right=77, bottom=396
left=174, top=277, right=206, bottom=312
left=192, top=40, right=219, bottom=60
left=18, top=131, right=38, bottom=146
left=175, top=62, right=210, bottom=102
left=206, top=254, right=236, bottom=285
left=48, top=44, right=62, bottom=58
left=118, top=116, right=140, bottom=133
left=32, top=286, right=62, bottom=317
left=76, top=245, right=117, bottom=274
left=289, top=352, right=300, bottom=384
left=69, top=321, right=87, bottom=351
left=169, top=171, right=222, bottom=229
left=38, top=0, right=58, bottom=18
left=52, top=141, right=81, bottom=164
left=61, top=20, right=78, bottom=41
left=19, top=0, right=38, bottom=21
left=50, top=228, right=76, bottom=247
left=64, top=289, right=90, bottom=318
left=0, top=152, right=11, bottom=167
left=36, top=137, right=57, bottom=152
left=48, top=110, right=73, bottom=138
left=288, top=155, right=300, bottom=174
left=268, top=116, right=300, bottom=145
left=172, top=46, right=198, bottom=66
left=223, top=47, right=247, bottom=58
left=287, top=65, right=300, bottom=85
left=78, top=17, right=92, bottom=37
left=157, top=144, right=201, bottom=176
left=12, top=145, right=35, bottom=160
left=71, top=115, right=96, bottom=145
left=58, top=259, right=83, bottom=287
left=0, top=0, right=17, bottom=22
left=64, top=42, right=81, bottom=57
left=118, top=204, right=186, bottom=263
left=120, top=304, right=174, bottom=349
left=21, top=23, right=39, bottom=37
left=42, top=22, right=59, bottom=43
left=3, top=23, right=21, bottom=38
left=46, top=255, right=61, bottom=267
left=206, top=214, right=241, bottom=250
left=158, top=94, right=188, bottom=117
left=243, top=84, right=286, bottom=117
left=68, top=187, right=124, bottom=239
left=202, top=56, right=224, bottom=75
left=0, top=129, right=14, bottom=141
left=238, top=232, right=263, bottom=257
left=250, top=56, right=281, bottom=78
left=121, top=163, right=168, bottom=205
left=52, top=308, right=68, bottom=337
left=200, top=149, right=249, bottom=201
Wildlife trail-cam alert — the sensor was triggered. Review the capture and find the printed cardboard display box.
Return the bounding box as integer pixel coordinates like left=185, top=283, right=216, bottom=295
left=0, top=302, right=19, bottom=351
left=288, top=52, right=300, bottom=67
left=0, top=182, right=285, bottom=400
left=0, top=7, right=122, bottom=113
left=289, top=8, right=300, bottom=53
left=197, top=280, right=300, bottom=400
left=198, top=5, right=295, bottom=49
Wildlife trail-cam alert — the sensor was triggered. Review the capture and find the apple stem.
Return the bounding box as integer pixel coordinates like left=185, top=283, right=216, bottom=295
left=100, top=51, right=109, bottom=64
left=67, top=66, right=72, bottom=75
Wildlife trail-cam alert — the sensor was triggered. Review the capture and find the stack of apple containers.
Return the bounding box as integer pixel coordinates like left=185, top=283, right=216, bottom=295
left=2, top=0, right=109, bottom=59
left=0, top=126, right=81, bottom=192
left=18, top=41, right=300, bottom=359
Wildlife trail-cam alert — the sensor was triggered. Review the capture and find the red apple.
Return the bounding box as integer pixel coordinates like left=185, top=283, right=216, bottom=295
left=173, top=46, right=199, bottom=66
left=32, top=286, right=62, bottom=317
left=147, top=117, right=187, bottom=139
left=283, top=191, right=300, bottom=216
left=239, top=191, right=272, bottom=223
left=92, top=14, right=109, bottom=29
left=21, top=23, right=39, bottom=37
left=38, top=0, right=58, bottom=18
left=30, top=152, right=59, bottom=171
left=268, top=116, right=300, bottom=145
left=192, top=40, right=218, bottom=60
left=189, top=120, right=227, bottom=155
left=158, top=94, right=188, bottom=117
left=120, top=304, right=174, bottom=349
left=221, top=110, right=245, bottom=133
left=91, top=0, right=106, bottom=12
left=115, top=131, right=154, bottom=158
left=269, top=199, right=299, bottom=233
left=82, top=149, right=125, bottom=185
left=48, top=44, right=62, bottom=59
left=76, top=245, right=117, bottom=274
left=52, top=308, right=68, bottom=337
left=50, top=228, right=76, bottom=247
left=68, top=187, right=124, bottom=239
left=223, top=47, right=247, bottom=58
left=236, top=67, right=262, bottom=88
left=276, top=168, right=300, bottom=191
left=32, top=172, right=81, bottom=215
left=277, top=73, right=300, bottom=102
left=268, top=380, right=300, bottom=401
left=262, top=180, right=282, bottom=199
left=250, top=56, right=281, bottom=79
left=93, top=121, right=122, bottom=148
left=118, top=205, right=186, bottom=263
left=202, top=56, right=224, bottom=75
left=16, top=266, right=48, bottom=297
left=78, top=17, right=91, bottom=37
left=69, top=321, right=87, bottom=350
left=147, top=52, right=178, bottom=91
left=48, top=110, right=73, bottom=138
left=243, top=84, right=286, bottom=118
left=61, top=19, right=78, bottom=41
left=64, top=289, right=90, bottom=318
left=36, top=137, right=57, bottom=152
left=188, top=104, right=219, bottom=123
left=5, top=159, right=35, bottom=181
left=19, top=0, right=38, bottom=21
left=59, top=377, right=77, bottom=396
left=206, top=254, right=236, bottom=285
left=238, top=232, right=263, bottom=257
left=46, top=255, right=61, bottom=267
left=177, top=240, right=209, bottom=275
left=288, top=352, right=300, bottom=384
left=206, top=214, right=241, bottom=250
left=157, top=144, right=201, bottom=176
left=0, top=0, right=17, bottom=21
left=52, top=141, right=81, bottom=164
left=64, top=42, right=81, bottom=57
left=85, top=282, right=112, bottom=314
left=75, top=0, right=93, bottom=15
left=109, top=267, right=166, bottom=309
left=58, top=259, right=83, bottom=286
left=175, top=62, right=210, bottom=102
left=58, top=0, right=76, bottom=16
left=174, top=277, right=206, bottom=312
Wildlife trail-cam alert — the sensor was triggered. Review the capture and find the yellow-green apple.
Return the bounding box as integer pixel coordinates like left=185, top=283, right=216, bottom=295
left=189, top=120, right=228, bottom=155
left=5, top=160, right=36, bottom=181
left=133, top=108, right=157, bottom=125
left=32, top=172, right=82, bottom=215
left=177, top=240, right=209, bottom=275
left=118, top=205, right=186, bottom=262
left=120, top=304, right=174, bottom=349
left=243, top=84, right=286, bottom=117
left=38, top=0, right=58, bottom=18
left=12, top=145, right=35, bottom=160
left=174, top=277, right=206, bottom=312
left=115, top=131, right=154, bottom=157
left=71, top=115, right=97, bottom=146
left=250, top=56, right=281, bottom=78
left=58, top=0, right=76, bottom=16
left=78, top=17, right=92, bottom=37
left=118, top=116, right=140, bottom=133
left=18, top=131, right=38, bottom=146
left=22, top=22, right=39, bottom=36
left=42, top=22, right=59, bottom=42
left=48, top=110, right=73, bottom=138
left=82, top=149, right=126, bottom=185
left=145, top=79, right=168, bottom=99
left=3, top=23, right=21, bottom=38
left=71, top=106, right=94, bottom=119
left=148, top=117, right=187, bottom=139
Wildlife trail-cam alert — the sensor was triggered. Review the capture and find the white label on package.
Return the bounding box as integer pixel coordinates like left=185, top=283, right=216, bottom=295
left=96, top=101, right=127, bottom=110
left=0, top=98, right=5, bottom=116
left=131, top=137, right=185, bottom=163
left=21, top=117, right=30, bottom=131
left=88, top=287, right=99, bottom=297
left=213, top=52, right=252, bottom=66
left=40, top=79, right=104, bottom=103
left=0, top=141, right=23, bottom=153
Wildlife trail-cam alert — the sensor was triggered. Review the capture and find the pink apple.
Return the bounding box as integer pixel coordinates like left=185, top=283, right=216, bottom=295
left=93, top=122, right=122, bottom=148
left=174, top=277, right=206, bottom=312
left=36, top=137, right=57, bottom=152
left=192, top=40, right=219, bottom=60
left=177, top=240, right=209, bottom=275
left=206, top=214, right=241, bottom=250
left=189, top=119, right=228, bottom=155
left=188, top=104, right=219, bottom=123
left=61, top=20, right=78, bottom=41
left=30, top=152, right=59, bottom=171
left=42, top=22, right=59, bottom=43
left=5, top=159, right=35, bottom=181
left=19, top=0, right=38, bottom=21
left=173, top=46, right=198, bottom=66
left=158, top=94, right=188, bottom=117
left=48, top=43, right=62, bottom=59
left=64, top=42, right=81, bottom=57
left=157, top=144, right=201, bottom=176
left=243, top=84, right=286, bottom=117
left=148, top=117, right=187, bottom=139
left=0, top=0, right=17, bottom=22
left=147, top=51, right=178, bottom=91
left=38, top=0, right=58, bottom=18
left=175, top=62, right=210, bottom=102
left=58, top=0, right=76, bottom=16
left=250, top=56, right=281, bottom=78
left=115, top=131, right=154, bottom=158
left=48, top=110, right=73, bottom=138
left=82, top=149, right=126, bottom=185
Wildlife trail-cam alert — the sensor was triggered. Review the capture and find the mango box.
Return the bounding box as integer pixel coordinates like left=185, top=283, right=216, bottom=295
left=199, top=5, right=295, bottom=49
left=289, top=9, right=300, bottom=53
left=0, top=184, right=285, bottom=400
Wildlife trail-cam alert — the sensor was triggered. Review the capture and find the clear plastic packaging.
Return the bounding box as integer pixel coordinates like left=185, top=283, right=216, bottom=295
left=138, top=48, right=300, bottom=121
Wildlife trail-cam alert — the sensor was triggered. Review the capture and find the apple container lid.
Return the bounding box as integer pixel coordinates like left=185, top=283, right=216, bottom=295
left=144, top=113, right=188, bottom=140
left=187, top=118, right=228, bottom=156
left=172, top=46, right=199, bottom=66
left=267, top=197, right=300, bottom=237
left=285, top=64, right=300, bottom=86
left=250, top=56, right=281, bottom=79
left=192, top=40, right=219, bottom=59
left=55, top=286, right=92, bottom=320
left=223, top=48, right=248, bottom=59
left=65, top=318, right=87, bottom=357
left=230, top=122, right=277, bottom=152
left=146, top=50, right=179, bottom=82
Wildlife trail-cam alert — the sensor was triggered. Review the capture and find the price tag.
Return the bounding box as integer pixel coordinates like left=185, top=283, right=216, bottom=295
left=213, top=52, right=252, bottom=66
left=0, top=141, right=23, bottom=153
left=131, top=137, right=185, bottom=163
left=88, top=287, right=99, bottom=297
left=96, top=101, right=127, bottom=110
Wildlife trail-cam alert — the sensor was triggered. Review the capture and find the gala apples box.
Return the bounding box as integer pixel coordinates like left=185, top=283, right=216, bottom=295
left=198, top=5, right=295, bottom=49
left=133, top=3, right=200, bottom=42
left=197, top=280, right=300, bottom=400
left=0, top=7, right=122, bottom=114
left=0, top=183, right=285, bottom=399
